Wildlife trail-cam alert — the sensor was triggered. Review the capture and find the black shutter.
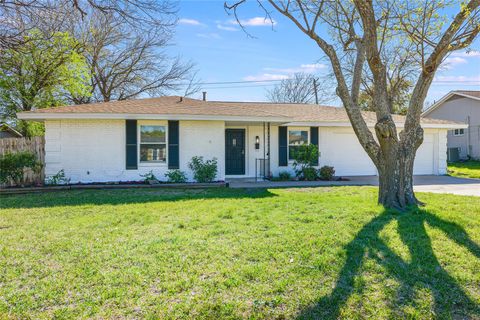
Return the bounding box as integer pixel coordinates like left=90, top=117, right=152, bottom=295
left=126, top=120, right=137, bottom=170
left=310, top=127, right=319, bottom=166
left=278, top=126, right=288, bottom=167
left=168, top=120, right=179, bottom=169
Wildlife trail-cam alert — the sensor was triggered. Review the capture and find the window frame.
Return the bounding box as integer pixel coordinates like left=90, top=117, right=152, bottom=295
left=453, top=128, right=465, bottom=136
left=287, top=128, right=310, bottom=161
left=138, top=123, right=168, bottom=165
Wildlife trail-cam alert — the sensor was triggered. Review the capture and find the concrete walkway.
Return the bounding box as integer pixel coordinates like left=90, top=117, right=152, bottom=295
left=227, top=175, right=480, bottom=197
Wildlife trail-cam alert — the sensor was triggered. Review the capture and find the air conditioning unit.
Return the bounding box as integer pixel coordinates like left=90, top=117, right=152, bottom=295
left=447, top=147, right=460, bottom=162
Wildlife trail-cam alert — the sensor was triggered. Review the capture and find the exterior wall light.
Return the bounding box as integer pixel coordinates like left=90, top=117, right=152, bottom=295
left=255, top=136, right=260, bottom=150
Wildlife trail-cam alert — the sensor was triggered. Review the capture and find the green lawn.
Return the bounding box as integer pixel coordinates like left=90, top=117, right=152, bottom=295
left=448, top=160, right=480, bottom=179
left=1, top=187, right=479, bottom=319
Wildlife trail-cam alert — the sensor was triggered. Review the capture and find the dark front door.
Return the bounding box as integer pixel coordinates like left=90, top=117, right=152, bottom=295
left=225, top=129, right=245, bottom=175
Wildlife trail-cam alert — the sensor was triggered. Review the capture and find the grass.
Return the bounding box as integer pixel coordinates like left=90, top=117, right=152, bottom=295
left=1, top=187, right=479, bottom=319
left=448, top=160, right=480, bottom=179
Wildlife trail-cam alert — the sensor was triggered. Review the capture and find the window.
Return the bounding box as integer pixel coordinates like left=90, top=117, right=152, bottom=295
left=453, top=128, right=464, bottom=136
left=140, top=125, right=166, bottom=162
left=288, top=130, right=308, bottom=160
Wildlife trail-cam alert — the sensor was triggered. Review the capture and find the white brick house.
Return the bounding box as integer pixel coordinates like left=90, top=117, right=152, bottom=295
left=17, top=96, right=466, bottom=183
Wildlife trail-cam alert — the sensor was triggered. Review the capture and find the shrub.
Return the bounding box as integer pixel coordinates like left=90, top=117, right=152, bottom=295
left=140, top=170, right=159, bottom=183
left=46, top=169, right=70, bottom=185
left=165, top=169, right=187, bottom=183
left=292, top=144, right=319, bottom=181
left=278, top=171, right=291, bottom=181
left=0, top=151, right=42, bottom=185
left=188, top=156, right=217, bottom=183
left=319, top=166, right=335, bottom=180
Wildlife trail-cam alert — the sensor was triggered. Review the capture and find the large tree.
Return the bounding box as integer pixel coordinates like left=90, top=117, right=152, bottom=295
left=0, top=29, right=90, bottom=136
left=0, top=0, right=176, bottom=49
left=226, top=0, right=480, bottom=209
left=70, top=11, right=195, bottom=103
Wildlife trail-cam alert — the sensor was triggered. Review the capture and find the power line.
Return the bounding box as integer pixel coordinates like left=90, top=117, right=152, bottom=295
left=169, top=78, right=480, bottom=87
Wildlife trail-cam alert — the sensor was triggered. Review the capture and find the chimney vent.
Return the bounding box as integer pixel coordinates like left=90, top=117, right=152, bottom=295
left=202, top=91, right=207, bottom=101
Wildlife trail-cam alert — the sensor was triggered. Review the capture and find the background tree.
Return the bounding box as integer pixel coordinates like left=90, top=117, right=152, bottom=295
left=266, top=72, right=333, bottom=104
left=0, top=29, right=90, bottom=136
left=0, top=0, right=177, bottom=49
left=226, top=0, right=480, bottom=209
left=70, top=11, right=195, bottom=103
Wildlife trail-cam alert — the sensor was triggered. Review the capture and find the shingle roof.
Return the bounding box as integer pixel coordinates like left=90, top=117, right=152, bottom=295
left=18, top=95, right=461, bottom=126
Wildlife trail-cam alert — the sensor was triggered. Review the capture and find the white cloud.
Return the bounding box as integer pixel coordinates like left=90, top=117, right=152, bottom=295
left=196, top=33, right=221, bottom=40
left=263, top=63, right=327, bottom=74
left=243, top=73, right=290, bottom=81
left=244, top=63, right=327, bottom=82
left=229, top=17, right=277, bottom=27
left=434, top=75, right=480, bottom=82
left=217, top=24, right=239, bottom=31
left=179, top=18, right=204, bottom=26
left=451, top=50, right=480, bottom=58
left=441, top=57, right=467, bottom=70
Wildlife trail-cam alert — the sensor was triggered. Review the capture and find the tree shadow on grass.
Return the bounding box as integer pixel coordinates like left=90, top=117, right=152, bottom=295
left=0, top=187, right=277, bottom=209
left=297, top=209, right=480, bottom=319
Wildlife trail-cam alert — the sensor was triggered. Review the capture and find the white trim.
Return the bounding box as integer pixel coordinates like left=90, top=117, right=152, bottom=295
left=17, top=112, right=290, bottom=123
left=17, top=112, right=467, bottom=129
left=138, top=121, right=168, bottom=166
left=422, top=91, right=480, bottom=117
left=287, top=127, right=310, bottom=162
left=452, top=128, right=465, bottom=136
left=285, top=121, right=467, bottom=129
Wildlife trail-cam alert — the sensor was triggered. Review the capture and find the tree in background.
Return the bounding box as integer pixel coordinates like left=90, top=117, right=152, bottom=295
left=227, top=0, right=480, bottom=209
left=0, top=0, right=177, bottom=49
left=70, top=11, right=196, bottom=103
left=266, top=72, right=333, bottom=104
left=0, top=30, right=90, bottom=136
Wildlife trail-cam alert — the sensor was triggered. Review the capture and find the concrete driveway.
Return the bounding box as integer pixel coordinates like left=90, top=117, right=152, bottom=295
left=411, top=176, right=480, bottom=197
left=227, top=175, right=480, bottom=197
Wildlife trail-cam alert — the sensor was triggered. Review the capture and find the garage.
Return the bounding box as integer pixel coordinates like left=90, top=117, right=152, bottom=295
left=328, top=132, right=436, bottom=176
left=413, top=133, right=435, bottom=175
left=329, top=133, right=377, bottom=176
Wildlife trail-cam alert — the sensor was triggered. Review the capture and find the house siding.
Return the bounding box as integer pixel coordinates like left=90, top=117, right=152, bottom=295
left=425, top=96, right=480, bottom=160
left=44, top=119, right=225, bottom=183
left=44, top=119, right=449, bottom=183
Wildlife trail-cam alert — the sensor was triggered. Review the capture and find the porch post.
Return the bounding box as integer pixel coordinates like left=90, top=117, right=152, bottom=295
left=267, top=122, right=271, bottom=178
left=263, top=122, right=266, bottom=179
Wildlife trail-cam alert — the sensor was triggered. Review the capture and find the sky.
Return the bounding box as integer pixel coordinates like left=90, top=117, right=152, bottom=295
left=169, top=0, right=480, bottom=106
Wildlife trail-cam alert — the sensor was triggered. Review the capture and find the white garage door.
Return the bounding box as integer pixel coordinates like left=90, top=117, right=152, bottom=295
left=330, top=133, right=377, bottom=176
left=413, top=133, right=435, bottom=175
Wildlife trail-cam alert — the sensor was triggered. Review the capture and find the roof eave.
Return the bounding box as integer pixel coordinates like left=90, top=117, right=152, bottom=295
left=285, top=121, right=467, bottom=129
left=16, top=112, right=291, bottom=123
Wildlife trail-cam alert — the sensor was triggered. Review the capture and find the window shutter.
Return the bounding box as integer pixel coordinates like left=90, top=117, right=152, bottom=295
left=310, top=127, right=319, bottom=166
left=278, top=126, right=288, bottom=167
left=125, top=120, right=138, bottom=170
left=168, top=120, right=179, bottom=169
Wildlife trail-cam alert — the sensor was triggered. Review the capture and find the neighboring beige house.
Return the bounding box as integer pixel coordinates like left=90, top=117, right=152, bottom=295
left=422, top=90, right=480, bottom=161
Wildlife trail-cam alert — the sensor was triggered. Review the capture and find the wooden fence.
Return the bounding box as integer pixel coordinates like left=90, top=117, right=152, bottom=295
left=0, top=137, right=45, bottom=187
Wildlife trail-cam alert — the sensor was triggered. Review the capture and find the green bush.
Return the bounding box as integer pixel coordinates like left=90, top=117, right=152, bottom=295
left=292, top=144, right=319, bottom=181
left=188, top=156, right=218, bottom=183
left=165, top=169, right=187, bottom=183
left=140, top=170, right=159, bottom=183
left=0, top=151, right=42, bottom=185
left=46, top=169, right=70, bottom=185
left=278, top=171, right=292, bottom=181
left=319, top=166, right=335, bottom=180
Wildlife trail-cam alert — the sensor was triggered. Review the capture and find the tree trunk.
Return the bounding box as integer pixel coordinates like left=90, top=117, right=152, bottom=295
left=375, top=118, right=424, bottom=210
